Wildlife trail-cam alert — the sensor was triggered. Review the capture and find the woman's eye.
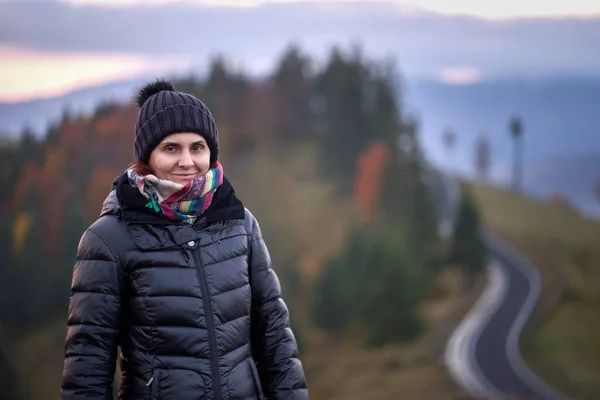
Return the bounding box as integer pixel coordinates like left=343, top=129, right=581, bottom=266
left=165, top=146, right=177, bottom=152
left=192, top=145, right=204, bottom=151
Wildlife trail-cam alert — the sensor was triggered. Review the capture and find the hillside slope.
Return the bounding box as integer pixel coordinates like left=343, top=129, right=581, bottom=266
left=467, top=182, right=600, bottom=400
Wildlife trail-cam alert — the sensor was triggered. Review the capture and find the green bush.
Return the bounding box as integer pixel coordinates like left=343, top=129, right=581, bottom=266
left=311, top=223, right=425, bottom=346
left=359, top=227, right=425, bottom=346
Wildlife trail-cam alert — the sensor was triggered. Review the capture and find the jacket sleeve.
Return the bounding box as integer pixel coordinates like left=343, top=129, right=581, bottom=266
left=249, top=216, right=308, bottom=400
left=61, top=227, right=123, bottom=400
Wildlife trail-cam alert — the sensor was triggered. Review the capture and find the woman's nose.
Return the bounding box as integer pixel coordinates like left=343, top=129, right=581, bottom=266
left=178, top=151, right=194, bottom=167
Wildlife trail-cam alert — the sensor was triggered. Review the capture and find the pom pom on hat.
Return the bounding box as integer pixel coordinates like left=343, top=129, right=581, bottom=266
left=134, top=78, right=176, bottom=108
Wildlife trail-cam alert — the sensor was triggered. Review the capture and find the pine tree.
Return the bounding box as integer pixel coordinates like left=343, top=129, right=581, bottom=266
left=448, top=190, right=489, bottom=276
left=271, top=44, right=313, bottom=141
left=315, top=46, right=372, bottom=191
left=311, top=257, right=349, bottom=333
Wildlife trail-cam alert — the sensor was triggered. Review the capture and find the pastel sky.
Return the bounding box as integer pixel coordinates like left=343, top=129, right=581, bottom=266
left=1, top=0, right=599, bottom=102
left=63, top=0, right=600, bottom=19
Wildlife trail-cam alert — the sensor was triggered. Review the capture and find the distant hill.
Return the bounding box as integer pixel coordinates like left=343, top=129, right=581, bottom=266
left=524, top=153, right=600, bottom=217
left=0, top=78, right=144, bottom=137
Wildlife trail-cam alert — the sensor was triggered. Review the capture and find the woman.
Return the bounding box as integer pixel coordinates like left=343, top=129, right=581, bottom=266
left=61, top=79, right=308, bottom=400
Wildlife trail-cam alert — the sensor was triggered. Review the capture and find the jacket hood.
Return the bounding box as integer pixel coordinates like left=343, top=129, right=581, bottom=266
left=100, top=175, right=121, bottom=217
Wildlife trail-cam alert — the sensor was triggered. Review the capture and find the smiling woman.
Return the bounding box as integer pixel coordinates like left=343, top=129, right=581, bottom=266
left=0, top=45, right=182, bottom=102
left=60, top=78, right=308, bottom=400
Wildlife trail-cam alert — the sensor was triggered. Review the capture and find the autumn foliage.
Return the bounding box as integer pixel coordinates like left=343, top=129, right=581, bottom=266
left=353, top=140, right=391, bottom=223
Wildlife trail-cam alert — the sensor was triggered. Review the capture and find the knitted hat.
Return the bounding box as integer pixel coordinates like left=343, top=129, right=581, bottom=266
left=133, top=78, right=219, bottom=164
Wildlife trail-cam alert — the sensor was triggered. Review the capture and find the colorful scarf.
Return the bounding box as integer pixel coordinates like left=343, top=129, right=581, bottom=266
left=127, top=162, right=224, bottom=224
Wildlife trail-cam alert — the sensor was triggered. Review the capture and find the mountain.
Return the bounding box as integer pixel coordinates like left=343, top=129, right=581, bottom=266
left=0, top=78, right=144, bottom=137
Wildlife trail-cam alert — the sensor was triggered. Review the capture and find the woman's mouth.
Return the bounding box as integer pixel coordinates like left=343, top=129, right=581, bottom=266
left=172, top=173, right=198, bottom=181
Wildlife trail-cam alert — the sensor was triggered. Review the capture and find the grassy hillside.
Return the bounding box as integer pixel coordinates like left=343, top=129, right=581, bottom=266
left=301, top=265, right=483, bottom=400
left=467, top=181, right=600, bottom=400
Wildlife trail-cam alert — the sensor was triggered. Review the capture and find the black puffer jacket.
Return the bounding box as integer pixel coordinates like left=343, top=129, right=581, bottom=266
left=61, top=172, right=308, bottom=400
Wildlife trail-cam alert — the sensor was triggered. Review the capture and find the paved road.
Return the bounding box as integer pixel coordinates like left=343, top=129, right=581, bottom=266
left=437, top=173, right=567, bottom=400
left=474, top=235, right=566, bottom=400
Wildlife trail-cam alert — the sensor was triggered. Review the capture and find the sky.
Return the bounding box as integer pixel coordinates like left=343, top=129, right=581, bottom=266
left=0, top=46, right=191, bottom=101
left=63, top=0, right=600, bottom=19
left=1, top=0, right=599, bottom=102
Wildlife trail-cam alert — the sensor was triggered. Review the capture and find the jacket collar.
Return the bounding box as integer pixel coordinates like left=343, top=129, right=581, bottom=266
left=100, top=172, right=245, bottom=250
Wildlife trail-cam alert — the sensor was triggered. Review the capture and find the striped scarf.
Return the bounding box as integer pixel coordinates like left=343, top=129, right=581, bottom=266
left=127, top=162, right=224, bottom=224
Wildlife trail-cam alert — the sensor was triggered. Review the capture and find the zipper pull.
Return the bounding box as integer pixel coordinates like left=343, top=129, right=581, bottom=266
left=146, top=376, right=154, bottom=386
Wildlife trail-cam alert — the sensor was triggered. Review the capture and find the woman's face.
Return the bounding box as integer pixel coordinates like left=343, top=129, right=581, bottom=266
left=148, top=132, right=211, bottom=185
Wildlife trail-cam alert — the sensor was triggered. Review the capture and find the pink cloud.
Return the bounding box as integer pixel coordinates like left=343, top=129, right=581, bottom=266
left=0, top=45, right=189, bottom=102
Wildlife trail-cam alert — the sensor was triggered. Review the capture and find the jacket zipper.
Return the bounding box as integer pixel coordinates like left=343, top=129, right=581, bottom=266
left=190, top=240, right=222, bottom=400
left=146, top=372, right=157, bottom=400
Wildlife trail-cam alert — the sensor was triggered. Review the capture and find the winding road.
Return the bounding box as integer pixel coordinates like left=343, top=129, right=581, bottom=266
left=438, top=174, right=568, bottom=400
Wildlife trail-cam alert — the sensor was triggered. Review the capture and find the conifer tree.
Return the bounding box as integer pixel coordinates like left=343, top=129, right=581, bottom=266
left=448, top=190, right=489, bottom=276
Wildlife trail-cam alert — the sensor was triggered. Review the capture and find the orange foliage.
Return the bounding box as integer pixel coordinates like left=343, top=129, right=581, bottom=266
left=85, top=166, right=122, bottom=222
left=91, top=106, right=138, bottom=167
left=61, top=120, right=87, bottom=152
left=96, top=113, right=123, bottom=140
left=43, top=144, right=66, bottom=175
left=353, top=140, right=391, bottom=224
left=12, top=162, right=39, bottom=208
left=11, top=149, right=70, bottom=261
left=39, top=145, right=71, bottom=260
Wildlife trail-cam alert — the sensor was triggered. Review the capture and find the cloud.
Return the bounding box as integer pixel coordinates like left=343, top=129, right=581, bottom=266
left=0, top=45, right=189, bottom=102
left=437, top=67, right=483, bottom=85
left=0, top=1, right=599, bottom=78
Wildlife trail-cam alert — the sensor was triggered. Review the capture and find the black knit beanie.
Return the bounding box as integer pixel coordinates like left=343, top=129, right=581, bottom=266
left=133, top=78, right=219, bottom=164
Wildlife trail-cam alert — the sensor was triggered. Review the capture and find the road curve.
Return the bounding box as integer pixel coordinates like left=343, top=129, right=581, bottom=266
left=474, top=233, right=567, bottom=400
left=439, top=174, right=567, bottom=400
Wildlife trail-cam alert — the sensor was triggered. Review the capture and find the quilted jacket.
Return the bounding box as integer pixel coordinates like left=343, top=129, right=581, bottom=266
left=61, top=172, right=308, bottom=400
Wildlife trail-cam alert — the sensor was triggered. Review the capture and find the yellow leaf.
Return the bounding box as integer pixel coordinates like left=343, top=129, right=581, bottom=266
left=12, top=212, right=32, bottom=258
